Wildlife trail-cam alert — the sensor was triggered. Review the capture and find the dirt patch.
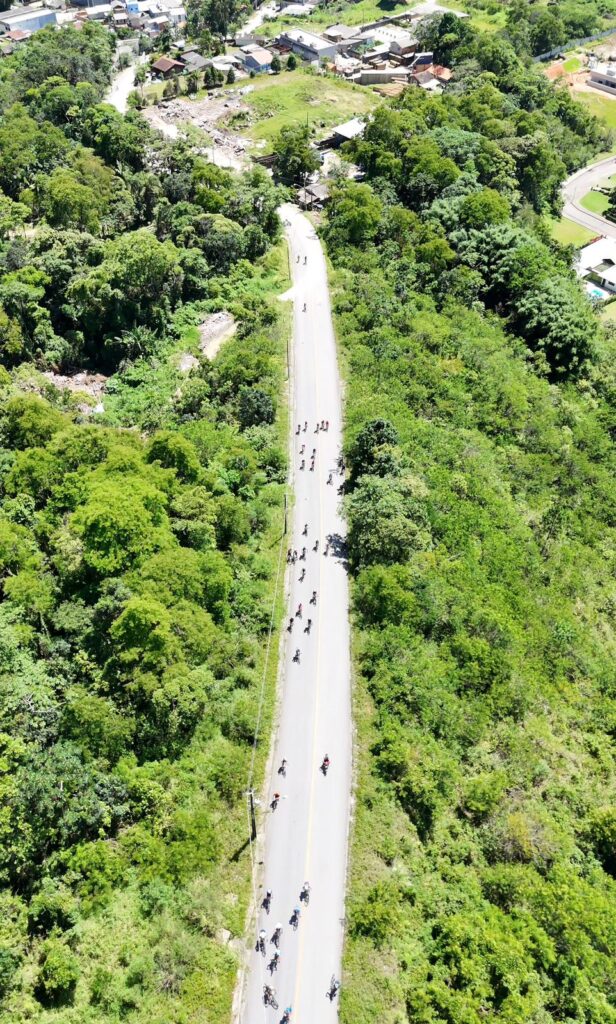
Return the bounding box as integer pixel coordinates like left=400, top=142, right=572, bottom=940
left=545, top=61, right=567, bottom=81
left=544, top=59, right=589, bottom=88
left=143, top=95, right=252, bottom=169
left=590, top=36, right=616, bottom=61
left=43, top=370, right=107, bottom=414
left=199, top=311, right=237, bottom=359
left=176, top=352, right=200, bottom=373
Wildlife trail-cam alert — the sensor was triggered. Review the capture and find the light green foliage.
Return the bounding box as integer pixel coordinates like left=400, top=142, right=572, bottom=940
left=0, top=22, right=291, bottom=1024
left=327, top=12, right=616, bottom=1024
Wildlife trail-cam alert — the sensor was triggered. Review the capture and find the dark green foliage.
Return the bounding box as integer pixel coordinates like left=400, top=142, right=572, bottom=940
left=0, top=38, right=284, bottom=373
left=272, top=123, right=320, bottom=184
left=336, top=52, right=605, bottom=379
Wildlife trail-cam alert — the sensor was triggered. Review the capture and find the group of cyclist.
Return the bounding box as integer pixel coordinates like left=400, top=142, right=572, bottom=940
left=258, top=338, right=341, bottom=1017
left=260, top=882, right=310, bottom=1017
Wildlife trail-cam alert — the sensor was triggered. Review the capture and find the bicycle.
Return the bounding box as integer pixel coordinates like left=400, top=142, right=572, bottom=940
left=327, top=975, right=340, bottom=1001
left=263, top=985, right=279, bottom=1010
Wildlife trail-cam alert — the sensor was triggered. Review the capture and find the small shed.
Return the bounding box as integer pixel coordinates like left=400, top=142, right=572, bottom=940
left=297, top=182, right=330, bottom=209
left=330, top=117, right=365, bottom=147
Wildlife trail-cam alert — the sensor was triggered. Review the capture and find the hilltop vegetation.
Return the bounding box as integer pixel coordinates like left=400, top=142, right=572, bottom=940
left=0, top=22, right=289, bottom=1024
left=326, top=14, right=616, bottom=1024
left=437, top=0, right=616, bottom=53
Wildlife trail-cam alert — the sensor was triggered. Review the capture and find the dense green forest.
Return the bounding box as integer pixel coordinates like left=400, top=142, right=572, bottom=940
left=0, top=23, right=289, bottom=1024
left=438, top=0, right=616, bottom=56
left=330, top=15, right=616, bottom=1024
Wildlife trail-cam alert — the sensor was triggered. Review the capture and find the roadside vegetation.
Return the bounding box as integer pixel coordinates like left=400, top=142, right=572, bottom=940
left=319, top=12, right=616, bottom=1024
left=0, top=22, right=291, bottom=1024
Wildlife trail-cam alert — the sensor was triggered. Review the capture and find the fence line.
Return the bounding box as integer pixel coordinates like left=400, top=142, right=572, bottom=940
left=534, top=25, right=616, bottom=63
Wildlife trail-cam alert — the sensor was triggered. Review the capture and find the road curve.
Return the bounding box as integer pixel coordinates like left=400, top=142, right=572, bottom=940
left=239, top=205, right=352, bottom=1024
left=562, top=153, right=616, bottom=239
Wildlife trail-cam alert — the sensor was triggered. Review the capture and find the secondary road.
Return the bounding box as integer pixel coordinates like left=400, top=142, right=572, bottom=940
left=239, top=205, right=352, bottom=1023
left=243, top=0, right=277, bottom=34
left=562, top=153, right=616, bottom=239
left=104, top=57, right=146, bottom=115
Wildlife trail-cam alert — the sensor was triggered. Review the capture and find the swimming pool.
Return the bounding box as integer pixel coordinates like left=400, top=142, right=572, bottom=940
left=585, top=282, right=611, bottom=300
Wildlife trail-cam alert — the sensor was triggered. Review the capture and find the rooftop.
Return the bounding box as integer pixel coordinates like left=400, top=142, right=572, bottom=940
left=1, top=5, right=55, bottom=21
left=280, top=28, right=334, bottom=52
left=151, top=55, right=185, bottom=72
left=577, top=237, right=616, bottom=276
left=242, top=44, right=273, bottom=63
left=590, top=61, right=616, bottom=78
left=332, top=116, right=365, bottom=140
left=323, top=23, right=356, bottom=39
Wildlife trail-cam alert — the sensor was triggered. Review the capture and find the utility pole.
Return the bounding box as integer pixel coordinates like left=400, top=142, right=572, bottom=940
left=248, top=789, right=257, bottom=841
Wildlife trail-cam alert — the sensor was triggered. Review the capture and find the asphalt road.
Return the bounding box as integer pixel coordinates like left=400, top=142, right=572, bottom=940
left=561, top=153, right=616, bottom=240
left=239, top=204, right=352, bottom=1024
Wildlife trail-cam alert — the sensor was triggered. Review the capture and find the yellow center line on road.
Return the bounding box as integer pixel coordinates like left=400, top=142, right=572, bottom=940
left=292, top=233, right=325, bottom=1018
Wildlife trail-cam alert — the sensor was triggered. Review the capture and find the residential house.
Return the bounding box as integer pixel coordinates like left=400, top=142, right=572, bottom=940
left=576, top=236, right=616, bottom=296
left=145, top=13, right=170, bottom=33
left=182, top=48, right=210, bottom=72
left=151, top=55, right=185, bottom=77
left=80, top=4, right=112, bottom=19
left=166, top=5, right=186, bottom=26
left=371, top=25, right=415, bottom=55
left=413, top=62, right=452, bottom=83
left=330, top=117, right=365, bottom=147
left=240, top=42, right=273, bottom=72
left=410, top=51, right=434, bottom=68
left=350, top=66, right=412, bottom=85
left=412, top=67, right=437, bottom=87
left=297, top=181, right=330, bottom=209
left=211, top=52, right=242, bottom=74
left=278, top=28, right=337, bottom=61
left=589, top=61, right=616, bottom=95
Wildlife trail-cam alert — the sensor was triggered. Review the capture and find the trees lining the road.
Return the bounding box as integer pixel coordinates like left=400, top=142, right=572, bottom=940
left=0, top=24, right=290, bottom=1024
left=329, top=16, right=616, bottom=1024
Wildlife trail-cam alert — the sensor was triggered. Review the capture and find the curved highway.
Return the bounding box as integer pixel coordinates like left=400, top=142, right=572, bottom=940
left=562, top=153, right=616, bottom=239
left=238, top=204, right=352, bottom=1024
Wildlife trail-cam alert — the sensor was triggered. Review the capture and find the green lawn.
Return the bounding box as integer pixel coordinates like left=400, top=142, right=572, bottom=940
left=259, top=0, right=470, bottom=35
left=259, top=0, right=416, bottom=37
left=599, top=298, right=616, bottom=321
left=580, top=189, right=610, bottom=213
left=571, top=88, right=616, bottom=131
left=548, top=216, right=596, bottom=247
left=563, top=56, right=582, bottom=72
left=225, top=69, right=380, bottom=147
